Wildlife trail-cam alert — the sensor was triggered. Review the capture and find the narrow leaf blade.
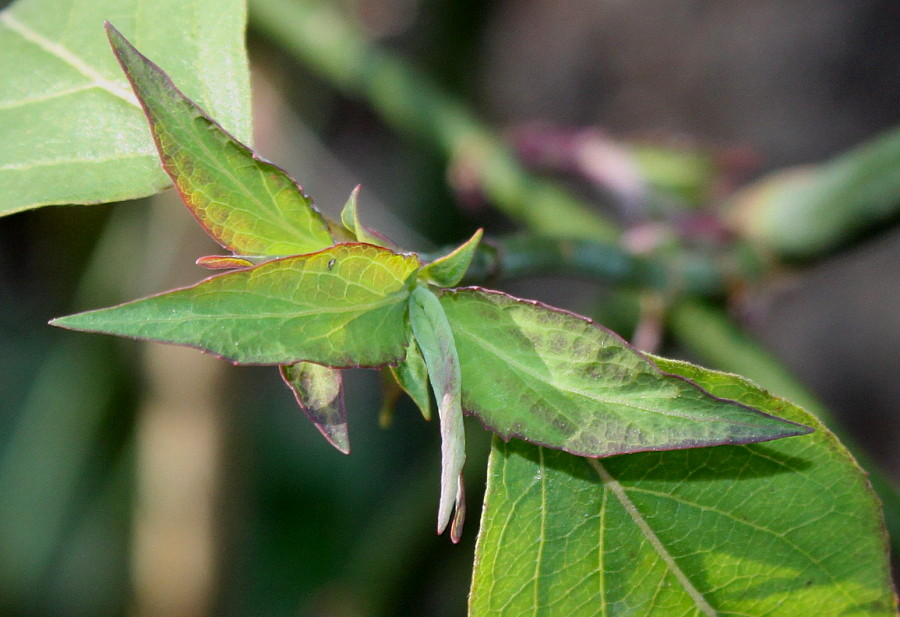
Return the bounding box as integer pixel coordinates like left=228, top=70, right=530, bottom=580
left=196, top=255, right=254, bottom=270
left=51, top=244, right=419, bottom=367
left=470, top=363, right=896, bottom=616
left=420, top=228, right=483, bottom=287
left=440, top=287, right=811, bottom=457
left=281, top=362, right=349, bottom=454
left=106, top=24, right=334, bottom=256
left=409, top=285, right=466, bottom=540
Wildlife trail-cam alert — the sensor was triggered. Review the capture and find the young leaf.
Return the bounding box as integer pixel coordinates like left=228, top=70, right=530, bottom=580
left=196, top=255, right=255, bottom=270
left=389, top=330, right=433, bottom=421
left=420, top=228, right=483, bottom=287
left=281, top=362, right=349, bottom=454
left=470, top=362, right=897, bottom=616
left=439, top=287, right=811, bottom=457
left=51, top=244, right=420, bottom=367
left=409, top=285, right=466, bottom=541
left=0, top=0, right=250, bottom=215
left=340, top=185, right=387, bottom=246
left=106, top=24, right=334, bottom=256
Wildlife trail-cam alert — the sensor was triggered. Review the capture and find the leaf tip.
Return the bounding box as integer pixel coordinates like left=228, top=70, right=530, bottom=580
left=48, top=313, right=81, bottom=331
left=329, top=433, right=352, bottom=455
left=103, top=21, right=129, bottom=55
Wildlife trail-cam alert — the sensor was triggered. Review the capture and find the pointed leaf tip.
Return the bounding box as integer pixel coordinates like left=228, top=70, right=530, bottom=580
left=107, top=23, right=334, bottom=257
left=281, top=362, right=350, bottom=454
left=439, top=287, right=812, bottom=458
left=50, top=244, right=420, bottom=367
left=421, top=229, right=483, bottom=287
left=340, top=185, right=387, bottom=246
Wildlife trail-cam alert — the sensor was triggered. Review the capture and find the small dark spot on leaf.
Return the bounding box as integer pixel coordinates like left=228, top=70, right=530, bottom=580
left=328, top=258, right=336, bottom=271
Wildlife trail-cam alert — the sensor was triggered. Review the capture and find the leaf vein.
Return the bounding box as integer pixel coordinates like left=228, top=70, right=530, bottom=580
left=0, top=13, right=139, bottom=108
left=587, top=458, right=718, bottom=616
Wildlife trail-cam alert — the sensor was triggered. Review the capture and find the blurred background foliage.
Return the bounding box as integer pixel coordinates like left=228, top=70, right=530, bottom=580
left=1, top=1, right=899, bottom=616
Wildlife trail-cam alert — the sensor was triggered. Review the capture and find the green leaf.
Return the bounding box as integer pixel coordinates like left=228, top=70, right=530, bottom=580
left=340, top=185, right=385, bottom=246
left=469, top=362, right=897, bottom=616
left=106, top=24, right=334, bottom=256
left=280, top=362, right=349, bottom=454
left=389, top=329, right=433, bottom=421
left=0, top=0, right=251, bottom=215
left=409, top=285, right=466, bottom=541
left=440, top=287, right=811, bottom=457
left=51, top=243, right=420, bottom=367
left=420, top=228, right=483, bottom=287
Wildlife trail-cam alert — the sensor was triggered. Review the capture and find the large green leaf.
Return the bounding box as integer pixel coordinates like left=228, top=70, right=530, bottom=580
left=440, top=288, right=811, bottom=457
left=409, top=285, right=466, bottom=541
left=0, top=0, right=251, bottom=215
left=51, top=244, right=420, bottom=367
left=469, top=360, right=896, bottom=616
left=106, top=24, right=335, bottom=256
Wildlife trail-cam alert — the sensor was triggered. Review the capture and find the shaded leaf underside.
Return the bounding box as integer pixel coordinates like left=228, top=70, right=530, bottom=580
left=390, top=327, right=433, bottom=421
left=409, top=285, right=466, bottom=539
left=281, top=361, right=349, bottom=454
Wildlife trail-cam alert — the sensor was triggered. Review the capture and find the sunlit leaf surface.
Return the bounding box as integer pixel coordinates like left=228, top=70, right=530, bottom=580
left=0, top=0, right=250, bottom=214
left=440, top=287, right=811, bottom=457
left=470, top=359, right=896, bottom=616
left=52, top=244, right=419, bottom=367
left=107, top=24, right=333, bottom=256
left=420, top=228, right=483, bottom=287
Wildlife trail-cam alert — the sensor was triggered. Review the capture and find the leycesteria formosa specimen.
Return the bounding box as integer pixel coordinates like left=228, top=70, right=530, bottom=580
left=50, top=24, right=812, bottom=542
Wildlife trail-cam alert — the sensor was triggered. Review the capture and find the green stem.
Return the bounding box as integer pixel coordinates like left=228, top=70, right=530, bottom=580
left=453, top=235, right=727, bottom=297
left=729, top=126, right=900, bottom=260
left=249, top=0, right=617, bottom=240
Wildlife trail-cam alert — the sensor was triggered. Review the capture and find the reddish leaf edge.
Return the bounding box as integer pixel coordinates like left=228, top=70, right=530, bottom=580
left=196, top=255, right=255, bottom=269
left=439, top=286, right=814, bottom=458
left=104, top=22, right=334, bottom=254
left=49, top=242, right=419, bottom=369
left=280, top=363, right=351, bottom=455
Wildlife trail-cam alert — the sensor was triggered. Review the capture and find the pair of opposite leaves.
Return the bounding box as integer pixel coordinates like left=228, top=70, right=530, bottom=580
left=52, top=24, right=812, bottom=543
